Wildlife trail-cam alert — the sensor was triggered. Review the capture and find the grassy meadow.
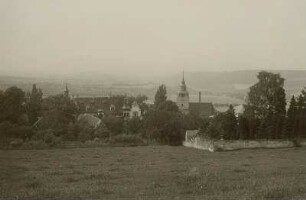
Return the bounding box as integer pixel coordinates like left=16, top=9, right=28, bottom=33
left=0, top=146, right=306, bottom=200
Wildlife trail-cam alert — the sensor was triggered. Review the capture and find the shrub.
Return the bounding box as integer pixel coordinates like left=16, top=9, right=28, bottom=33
left=0, top=122, right=33, bottom=140
left=44, top=131, right=62, bottom=147
left=31, top=129, right=62, bottom=147
left=94, top=123, right=110, bottom=140
left=84, top=138, right=108, bottom=147
left=10, top=138, right=24, bottom=147
left=110, top=134, right=146, bottom=146
left=21, top=140, right=48, bottom=149
left=78, top=127, right=94, bottom=143
left=291, top=139, right=301, bottom=147
left=11, top=125, right=34, bottom=140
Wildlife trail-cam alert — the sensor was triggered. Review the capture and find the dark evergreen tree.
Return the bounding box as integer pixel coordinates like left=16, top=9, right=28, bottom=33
left=296, top=90, right=306, bottom=138
left=27, top=84, right=43, bottom=125
left=222, top=105, right=238, bottom=140
left=237, top=115, right=249, bottom=139
left=154, top=84, right=167, bottom=107
left=284, top=96, right=298, bottom=139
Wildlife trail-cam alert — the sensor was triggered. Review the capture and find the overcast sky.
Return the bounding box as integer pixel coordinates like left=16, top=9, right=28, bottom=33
left=1, top=0, right=306, bottom=77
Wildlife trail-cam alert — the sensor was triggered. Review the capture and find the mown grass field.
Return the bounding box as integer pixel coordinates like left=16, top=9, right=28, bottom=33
left=0, top=146, right=306, bottom=200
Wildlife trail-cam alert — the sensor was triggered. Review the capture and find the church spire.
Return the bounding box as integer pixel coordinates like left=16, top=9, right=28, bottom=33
left=64, top=82, right=69, bottom=97
left=180, top=71, right=187, bottom=91
left=177, top=71, right=189, bottom=114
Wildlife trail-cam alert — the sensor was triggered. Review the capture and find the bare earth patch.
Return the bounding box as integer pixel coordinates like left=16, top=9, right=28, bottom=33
left=0, top=146, right=306, bottom=199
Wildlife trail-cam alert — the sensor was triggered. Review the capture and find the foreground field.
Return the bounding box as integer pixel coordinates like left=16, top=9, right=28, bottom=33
left=0, top=146, right=306, bottom=200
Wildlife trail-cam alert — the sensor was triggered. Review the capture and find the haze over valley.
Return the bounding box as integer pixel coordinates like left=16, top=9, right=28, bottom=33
left=1, top=70, right=306, bottom=105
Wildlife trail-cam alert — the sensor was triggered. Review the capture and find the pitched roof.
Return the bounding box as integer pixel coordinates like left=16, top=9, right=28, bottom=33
left=189, top=102, right=215, bottom=118
left=74, top=96, right=124, bottom=115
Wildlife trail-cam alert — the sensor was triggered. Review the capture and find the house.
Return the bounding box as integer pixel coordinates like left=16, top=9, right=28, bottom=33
left=72, top=93, right=144, bottom=119
left=176, top=72, right=215, bottom=118
left=122, top=99, right=142, bottom=119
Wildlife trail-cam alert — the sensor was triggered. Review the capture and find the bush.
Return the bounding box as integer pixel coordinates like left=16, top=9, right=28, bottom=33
left=94, top=123, right=110, bottom=140
left=78, top=127, right=94, bottom=143
left=10, top=138, right=24, bottom=147
left=0, top=121, right=33, bottom=140
left=103, top=116, right=124, bottom=136
left=11, top=125, right=34, bottom=140
left=291, top=139, right=301, bottom=147
left=21, top=140, right=48, bottom=149
left=31, top=129, right=62, bottom=147
left=44, top=131, right=62, bottom=147
left=83, top=138, right=108, bottom=147
left=110, top=134, right=146, bottom=146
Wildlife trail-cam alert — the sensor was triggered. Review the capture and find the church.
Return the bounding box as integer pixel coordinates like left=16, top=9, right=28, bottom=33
left=176, top=73, right=215, bottom=118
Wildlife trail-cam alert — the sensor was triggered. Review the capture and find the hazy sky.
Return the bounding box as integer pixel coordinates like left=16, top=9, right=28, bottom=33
left=1, top=0, right=306, bottom=76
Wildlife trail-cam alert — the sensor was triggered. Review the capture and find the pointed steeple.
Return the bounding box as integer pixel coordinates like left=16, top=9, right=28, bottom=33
left=64, top=82, right=69, bottom=97
left=177, top=70, right=189, bottom=114
left=180, top=71, right=187, bottom=91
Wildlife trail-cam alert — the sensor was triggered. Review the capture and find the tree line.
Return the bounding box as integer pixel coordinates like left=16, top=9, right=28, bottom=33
left=0, top=71, right=305, bottom=148
left=201, top=71, right=306, bottom=141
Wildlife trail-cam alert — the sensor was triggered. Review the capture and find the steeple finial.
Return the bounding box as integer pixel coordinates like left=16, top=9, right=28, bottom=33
left=182, top=70, right=185, bottom=84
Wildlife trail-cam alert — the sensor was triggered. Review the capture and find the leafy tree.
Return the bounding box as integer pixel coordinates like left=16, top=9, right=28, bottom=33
left=182, top=113, right=209, bottom=131
left=144, top=109, right=183, bottom=145
left=103, top=116, right=124, bottom=137
left=244, top=71, right=286, bottom=139
left=94, top=122, right=110, bottom=140
left=154, top=84, right=167, bottom=107
left=0, top=121, right=33, bottom=141
left=27, top=84, right=43, bottom=125
left=157, top=100, right=179, bottom=112
left=0, top=87, right=25, bottom=123
left=64, top=122, right=80, bottom=141
left=40, top=94, right=77, bottom=136
left=127, top=117, right=143, bottom=134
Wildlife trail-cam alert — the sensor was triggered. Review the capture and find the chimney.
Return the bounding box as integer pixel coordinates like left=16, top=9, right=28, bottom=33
left=199, top=91, right=201, bottom=103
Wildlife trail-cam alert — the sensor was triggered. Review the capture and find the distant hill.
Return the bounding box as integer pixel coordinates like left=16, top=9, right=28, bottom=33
left=0, top=70, right=305, bottom=104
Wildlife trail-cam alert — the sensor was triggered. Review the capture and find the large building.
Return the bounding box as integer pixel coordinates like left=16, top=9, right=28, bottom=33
left=73, top=96, right=142, bottom=119
left=176, top=73, right=215, bottom=118
left=63, top=85, right=143, bottom=119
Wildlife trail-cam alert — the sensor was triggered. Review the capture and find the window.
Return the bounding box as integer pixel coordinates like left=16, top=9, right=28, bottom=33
left=110, top=104, right=115, bottom=111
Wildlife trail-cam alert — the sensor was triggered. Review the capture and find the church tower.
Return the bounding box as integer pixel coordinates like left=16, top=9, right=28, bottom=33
left=176, top=72, right=189, bottom=114
left=64, top=83, right=69, bottom=97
